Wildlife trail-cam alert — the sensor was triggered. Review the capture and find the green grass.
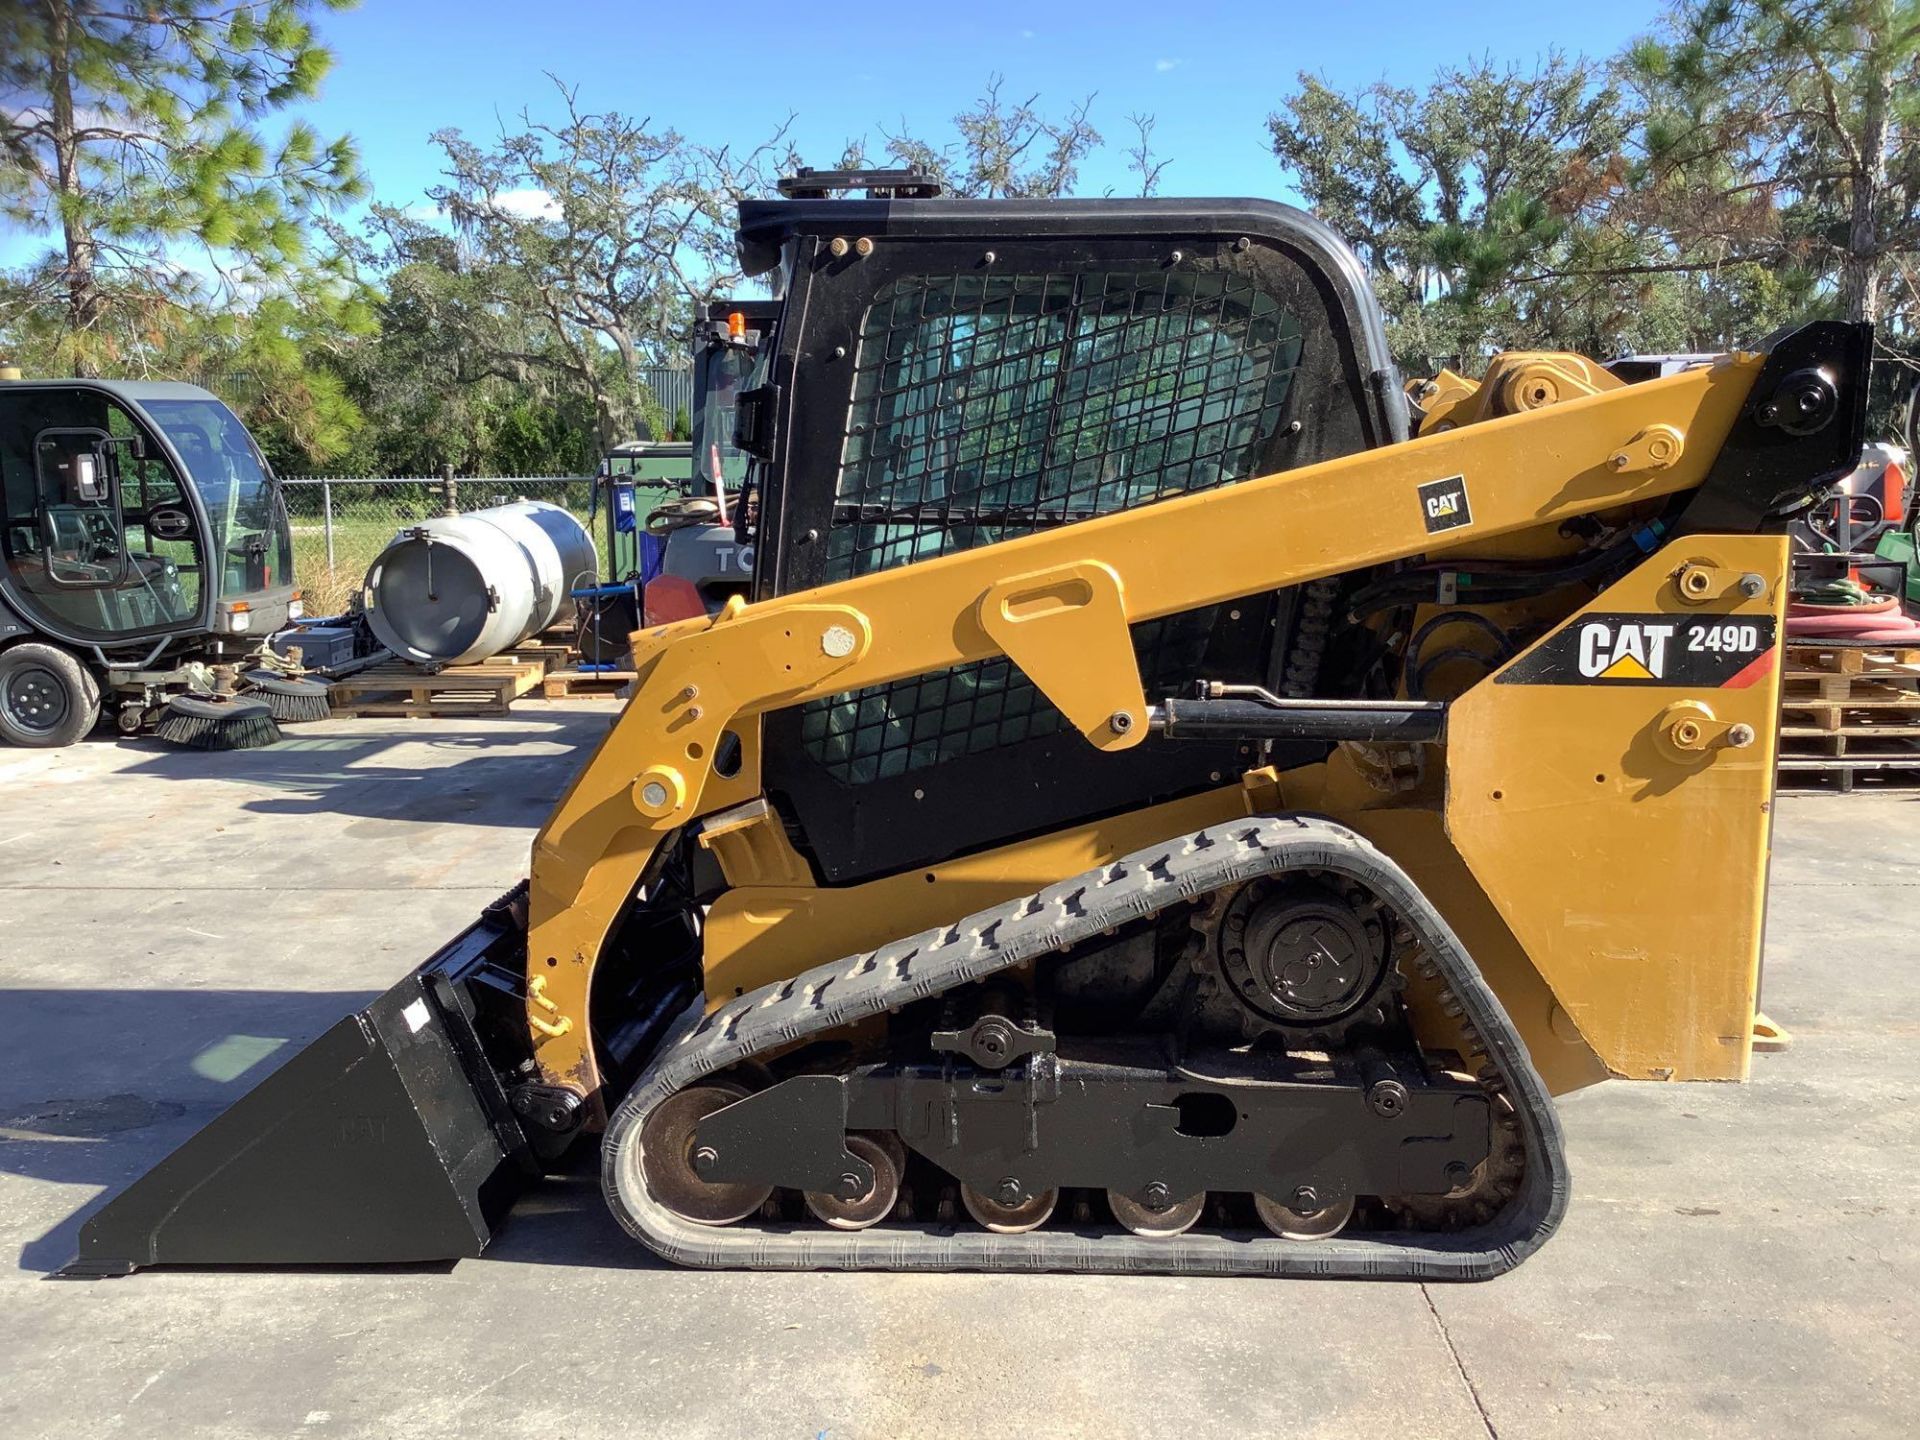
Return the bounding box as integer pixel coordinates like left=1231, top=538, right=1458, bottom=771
left=288, top=514, right=406, bottom=614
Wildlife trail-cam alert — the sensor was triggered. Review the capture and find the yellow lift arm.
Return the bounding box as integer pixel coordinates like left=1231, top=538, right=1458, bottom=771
left=525, top=349, right=1787, bottom=1103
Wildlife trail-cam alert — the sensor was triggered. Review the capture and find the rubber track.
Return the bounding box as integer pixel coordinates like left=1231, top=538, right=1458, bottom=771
left=602, top=814, right=1569, bottom=1279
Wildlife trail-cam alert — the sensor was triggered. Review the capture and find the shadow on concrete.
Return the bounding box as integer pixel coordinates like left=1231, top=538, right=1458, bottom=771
left=2, top=985, right=653, bottom=1276
left=107, top=708, right=610, bottom=830
left=481, top=1168, right=662, bottom=1272
left=4, top=986, right=375, bottom=1275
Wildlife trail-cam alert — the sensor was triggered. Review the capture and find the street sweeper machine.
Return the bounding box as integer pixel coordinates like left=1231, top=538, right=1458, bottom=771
left=0, top=376, right=328, bottom=747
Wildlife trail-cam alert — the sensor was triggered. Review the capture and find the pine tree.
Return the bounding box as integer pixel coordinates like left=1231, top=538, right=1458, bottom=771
left=1632, top=0, right=1920, bottom=324
left=0, top=0, right=365, bottom=370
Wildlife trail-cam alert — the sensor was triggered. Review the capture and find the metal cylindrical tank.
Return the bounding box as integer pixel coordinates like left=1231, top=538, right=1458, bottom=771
left=360, top=500, right=597, bottom=666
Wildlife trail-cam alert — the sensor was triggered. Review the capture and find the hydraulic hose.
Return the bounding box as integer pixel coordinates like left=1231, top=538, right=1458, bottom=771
left=1347, top=523, right=1668, bottom=621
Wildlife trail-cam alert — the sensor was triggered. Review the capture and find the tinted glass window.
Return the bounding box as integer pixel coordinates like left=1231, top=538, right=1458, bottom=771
left=0, top=395, right=204, bottom=637
left=144, top=398, right=293, bottom=596
left=108, top=403, right=204, bottom=617
left=693, top=342, right=759, bottom=494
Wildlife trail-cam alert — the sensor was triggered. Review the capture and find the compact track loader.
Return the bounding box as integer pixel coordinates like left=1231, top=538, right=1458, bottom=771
left=66, top=176, right=1868, bottom=1280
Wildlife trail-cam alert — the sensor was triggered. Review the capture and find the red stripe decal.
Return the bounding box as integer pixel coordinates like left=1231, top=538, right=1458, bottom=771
left=1722, top=648, right=1776, bottom=689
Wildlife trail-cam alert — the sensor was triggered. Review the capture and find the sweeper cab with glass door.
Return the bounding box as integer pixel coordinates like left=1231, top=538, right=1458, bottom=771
left=0, top=375, right=303, bottom=746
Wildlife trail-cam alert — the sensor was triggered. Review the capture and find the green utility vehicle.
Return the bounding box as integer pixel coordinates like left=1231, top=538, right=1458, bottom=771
left=597, top=436, right=690, bottom=581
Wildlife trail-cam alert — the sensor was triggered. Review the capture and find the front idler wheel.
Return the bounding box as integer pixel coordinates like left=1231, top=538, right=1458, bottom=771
left=961, top=1181, right=1058, bottom=1234
left=636, top=1081, right=772, bottom=1226
left=803, top=1133, right=905, bottom=1231
left=1107, top=1188, right=1205, bottom=1238
left=1255, top=1189, right=1356, bottom=1240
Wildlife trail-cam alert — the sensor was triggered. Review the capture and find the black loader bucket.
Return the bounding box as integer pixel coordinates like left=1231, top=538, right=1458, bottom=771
left=60, top=891, right=540, bottom=1277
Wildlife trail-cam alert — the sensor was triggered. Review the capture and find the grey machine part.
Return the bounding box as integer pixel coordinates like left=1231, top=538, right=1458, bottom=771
left=655, top=519, right=756, bottom=614
left=360, top=501, right=598, bottom=666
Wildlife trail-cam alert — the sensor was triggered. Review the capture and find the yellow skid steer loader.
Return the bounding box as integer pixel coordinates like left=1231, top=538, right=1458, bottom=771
left=65, top=172, right=1866, bottom=1280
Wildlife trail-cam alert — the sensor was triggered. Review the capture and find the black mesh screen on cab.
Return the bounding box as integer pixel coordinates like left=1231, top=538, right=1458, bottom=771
left=800, top=265, right=1305, bottom=786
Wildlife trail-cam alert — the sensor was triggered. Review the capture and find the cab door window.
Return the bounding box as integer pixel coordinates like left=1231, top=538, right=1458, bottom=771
left=109, top=405, right=204, bottom=621
left=31, top=429, right=125, bottom=586
left=0, top=399, right=205, bottom=639
left=142, top=398, right=287, bottom=599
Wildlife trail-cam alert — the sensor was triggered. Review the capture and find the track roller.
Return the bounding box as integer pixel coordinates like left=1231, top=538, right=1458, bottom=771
left=1108, top=1190, right=1206, bottom=1238
left=635, top=1081, right=773, bottom=1226
left=961, top=1184, right=1059, bottom=1233
left=803, top=1134, right=906, bottom=1230
left=1254, top=1191, right=1355, bottom=1240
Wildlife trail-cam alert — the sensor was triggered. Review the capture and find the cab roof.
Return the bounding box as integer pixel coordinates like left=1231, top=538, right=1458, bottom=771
left=0, top=377, right=223, bottom=406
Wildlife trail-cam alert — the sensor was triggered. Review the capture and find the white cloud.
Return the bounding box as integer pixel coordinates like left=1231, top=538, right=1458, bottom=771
left=400, top=200, right=443, bottom=222
left=491, top=187, right=559, bottom=220
left=1020, top=28, right=1035, bottom=38
left=1155, top=58, right=1182, bottom=72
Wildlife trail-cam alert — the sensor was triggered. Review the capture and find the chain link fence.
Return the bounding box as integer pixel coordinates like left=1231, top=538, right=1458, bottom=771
left=283, top=473, right=599, bottom=614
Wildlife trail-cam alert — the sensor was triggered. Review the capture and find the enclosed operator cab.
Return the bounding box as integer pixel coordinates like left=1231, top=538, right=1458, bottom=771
left=0, top=379, right=298, bottom=745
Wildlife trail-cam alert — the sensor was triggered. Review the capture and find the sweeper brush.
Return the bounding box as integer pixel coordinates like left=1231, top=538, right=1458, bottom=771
left=152, top=694, right=283, bottom=750
left=241, top=671, right=333, bottom=724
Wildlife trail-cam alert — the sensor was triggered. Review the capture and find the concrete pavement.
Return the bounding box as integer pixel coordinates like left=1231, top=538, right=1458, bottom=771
left=1, top=711, right=1914, bottom=1438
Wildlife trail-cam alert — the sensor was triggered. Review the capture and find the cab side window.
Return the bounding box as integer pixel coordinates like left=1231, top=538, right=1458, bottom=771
left=30, top=429, right=123, bottom=585
left=108, top=403, right=203, bottom=617
left=0, top=394, right=203, bottom=637
left=802, top=266, right=1305, bottom=786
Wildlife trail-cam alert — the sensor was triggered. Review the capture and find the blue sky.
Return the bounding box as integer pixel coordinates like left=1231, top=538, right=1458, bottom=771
left=3, top=0, right=1673, bottom=262
left=309, top=0, right=1670, bottom=204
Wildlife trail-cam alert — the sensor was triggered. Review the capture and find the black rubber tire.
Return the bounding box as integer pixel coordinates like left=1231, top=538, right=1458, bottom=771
left=0, top=641, right=101, bottom=748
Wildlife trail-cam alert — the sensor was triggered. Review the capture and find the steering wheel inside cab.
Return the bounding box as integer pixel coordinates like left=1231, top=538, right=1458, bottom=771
left=80, top=508, right=120, bottom=558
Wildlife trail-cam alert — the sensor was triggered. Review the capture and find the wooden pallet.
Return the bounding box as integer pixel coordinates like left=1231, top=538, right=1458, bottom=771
left=330, top=657, right=549, bottom=718
left=1781, top=728, right=1920, bottom=758
left=1777, top=728, right=1920, bottom=793
left=509, top=637, right=576, bottom=671
left=1777, top=758, right=1920, bottom=792
left=1784, top=644, right=1920, bottom=701
left=1780, top=696, right=1920, bottom=732
left=1778, top=640, right=1920, bottom=789
left=540, top=667, right=636, bottom=700
left=1785, top=640, right=1920, bottom=674
left=1784, top=641, right=1920, bottom=696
